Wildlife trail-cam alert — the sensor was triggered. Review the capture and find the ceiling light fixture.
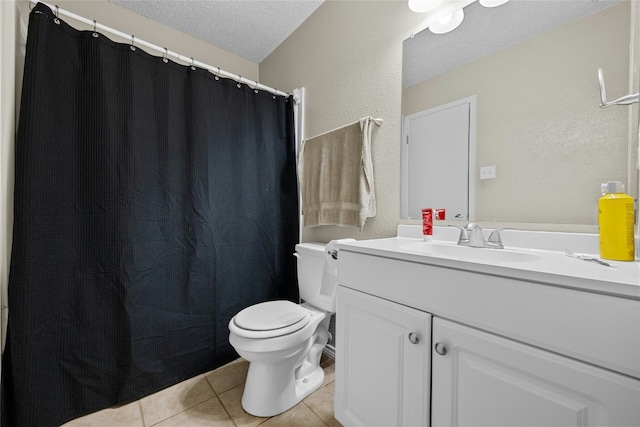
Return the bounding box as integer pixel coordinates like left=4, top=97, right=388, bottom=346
left=428, top=9, right=464, bottom=34
left=408, top=0, right=444, bottom=13
left=479, top=0, right=510, bottom=7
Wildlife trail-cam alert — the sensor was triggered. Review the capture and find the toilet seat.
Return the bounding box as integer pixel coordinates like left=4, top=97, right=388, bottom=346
left=231, top=300, right=311, bottom=339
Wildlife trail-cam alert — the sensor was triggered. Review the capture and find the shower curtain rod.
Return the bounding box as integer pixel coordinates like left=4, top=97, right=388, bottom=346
left=29, top=0, right=290, bottom=97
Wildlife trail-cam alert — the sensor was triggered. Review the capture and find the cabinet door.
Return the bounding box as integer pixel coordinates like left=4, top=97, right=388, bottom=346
left=335, top=286, right=431, bottom=427
left=432, top=318, right=640, bottom=427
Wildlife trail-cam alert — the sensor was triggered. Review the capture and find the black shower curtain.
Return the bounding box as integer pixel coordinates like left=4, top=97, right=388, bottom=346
left=1, top=3, right=299, bottom=426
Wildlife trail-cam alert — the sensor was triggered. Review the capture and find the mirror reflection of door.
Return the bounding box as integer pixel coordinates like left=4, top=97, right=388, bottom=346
left=401, top=96, right=476, bottom=220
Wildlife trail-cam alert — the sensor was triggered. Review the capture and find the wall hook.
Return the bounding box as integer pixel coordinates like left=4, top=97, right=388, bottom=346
left=598, top=68, right=639, bottom=108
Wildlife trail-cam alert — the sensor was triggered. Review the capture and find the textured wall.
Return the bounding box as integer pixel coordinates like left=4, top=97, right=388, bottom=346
left=261, top=0, right=639, bottom=240
left=260, top=0, right=429, bottom=242
left=403, top=2, right=634, bottom=225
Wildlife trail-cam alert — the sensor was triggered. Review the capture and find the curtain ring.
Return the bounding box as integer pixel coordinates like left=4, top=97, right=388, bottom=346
left=163, top=47, right=168, bottom=63
left=253, top=81, right=259, bottom=94
left=130, top=35, right=136, bottom=51
left=190, top=57, right=196, bottom=71
left=273, top=87, right=278, bottom=100
left=214, top=67, right=220, bottom=81
left=92, top=20, right=99, bottom=38
left=237, top=76, right=242, bottom=89
left=54, top=5, right=60, bottom=24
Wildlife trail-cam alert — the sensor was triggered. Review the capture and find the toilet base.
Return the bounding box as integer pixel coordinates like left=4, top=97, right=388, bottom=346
left=240, top=323, right=330, bottom=417
left=241, top=356, right=326, bottom=417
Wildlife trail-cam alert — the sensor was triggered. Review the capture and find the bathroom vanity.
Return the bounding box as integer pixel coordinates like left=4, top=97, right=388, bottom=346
left=334, top=226, right=640, bottom=426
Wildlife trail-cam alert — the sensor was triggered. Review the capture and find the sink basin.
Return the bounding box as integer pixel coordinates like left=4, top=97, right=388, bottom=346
left=402, top=242, right=542, bottom=263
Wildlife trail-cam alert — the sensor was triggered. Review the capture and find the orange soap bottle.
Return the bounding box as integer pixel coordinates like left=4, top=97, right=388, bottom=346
left=598, top=181, right=635, bottom=261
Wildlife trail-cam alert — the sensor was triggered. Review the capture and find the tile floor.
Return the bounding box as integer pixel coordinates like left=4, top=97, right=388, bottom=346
left=62, top=354, right=341, bottom=427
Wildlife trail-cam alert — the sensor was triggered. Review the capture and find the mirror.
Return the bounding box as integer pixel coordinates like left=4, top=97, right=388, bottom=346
left=401, top=0, right=638, bottom=225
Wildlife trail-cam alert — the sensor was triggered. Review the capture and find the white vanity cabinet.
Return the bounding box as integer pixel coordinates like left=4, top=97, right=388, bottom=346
left=334, top=286, right=431, bottom=427
left=334, top=243, right=640, bottom=427
left=432, top=317, right=640, bottom=427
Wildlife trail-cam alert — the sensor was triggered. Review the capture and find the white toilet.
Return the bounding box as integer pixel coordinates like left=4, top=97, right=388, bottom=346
left=228, top=241, right=340, bottom=417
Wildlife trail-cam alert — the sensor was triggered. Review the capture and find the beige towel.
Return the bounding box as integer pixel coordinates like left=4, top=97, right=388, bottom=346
left=299, top=117, right=380, bottom=230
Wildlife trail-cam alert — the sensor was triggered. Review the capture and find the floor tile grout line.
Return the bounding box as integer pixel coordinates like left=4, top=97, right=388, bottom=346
left=146, top=394, right=229, bottom=427
left=302, top=399, right=331, bottom=426
left=220, top=385, right=274, bottom=426
left=211, top=390, right=239, bottom=427
left=203, top=372, right=217, bottom=394
left=138, top=399, right=147, bottom=427
left=205, top=362, right=262, bottom=427
left=144, top=374, right=221, bottom=427
left=203, top=360, right=247, bottom=396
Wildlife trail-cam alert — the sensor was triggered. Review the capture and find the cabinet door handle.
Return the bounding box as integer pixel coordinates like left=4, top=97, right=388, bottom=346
left=434, top=342, right=447, bottom=355
left=408, top=332, right=420, bottom=344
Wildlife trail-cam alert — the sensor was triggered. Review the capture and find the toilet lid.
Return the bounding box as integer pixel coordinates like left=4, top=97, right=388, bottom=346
left=234, top=300, right=308, bottom=331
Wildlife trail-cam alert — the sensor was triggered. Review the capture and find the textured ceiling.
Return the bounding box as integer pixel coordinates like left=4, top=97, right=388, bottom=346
left=403, top=0, right=621, bottom=88
left=110, top=0, right=325, bottom=63
left=109, top=0, right=621, bottom=72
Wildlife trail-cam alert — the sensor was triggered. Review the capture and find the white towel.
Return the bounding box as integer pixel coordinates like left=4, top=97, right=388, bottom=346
left=299, top=117, right=381, bottom=231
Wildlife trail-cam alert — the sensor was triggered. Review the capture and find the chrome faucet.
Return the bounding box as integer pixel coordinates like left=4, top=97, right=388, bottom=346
left=485, top=228, right=513, bottom=249
left=449, top=223, right=513, bottom=249
left=450, top=223, right=486, bottom=248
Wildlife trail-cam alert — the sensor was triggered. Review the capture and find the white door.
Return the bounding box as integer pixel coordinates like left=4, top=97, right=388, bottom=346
left=335, top=286, right=432, bottom=427
left=431, top=317, right=640, bottom=427
left=402, top=97, right=475, bottom=220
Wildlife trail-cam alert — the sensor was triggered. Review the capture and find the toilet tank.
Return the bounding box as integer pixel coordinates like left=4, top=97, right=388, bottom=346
left=295, top=242, right=337, bottom=313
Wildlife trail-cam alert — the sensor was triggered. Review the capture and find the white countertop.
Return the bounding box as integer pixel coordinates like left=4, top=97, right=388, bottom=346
left=336, top=226, right=640, bottom=299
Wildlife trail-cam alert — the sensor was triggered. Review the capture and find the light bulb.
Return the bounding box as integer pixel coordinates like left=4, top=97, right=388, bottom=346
left=408, top=0, right=444, bottom=13
left=437, top=14, right=453, bottom=25
left=429, top=9, right=464, bottom=34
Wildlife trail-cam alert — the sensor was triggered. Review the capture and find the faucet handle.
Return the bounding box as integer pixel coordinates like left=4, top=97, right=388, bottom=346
left=464, top=222, right=482, bottom=231
left=448, top=225, right=469, bottom=244
left=487, top=228, right=515, bottom=249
